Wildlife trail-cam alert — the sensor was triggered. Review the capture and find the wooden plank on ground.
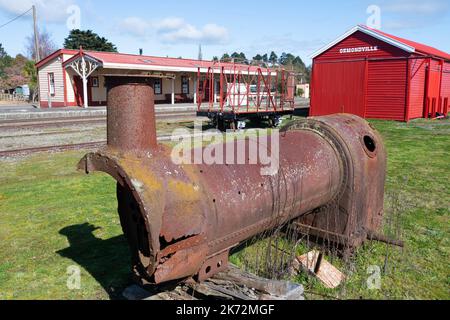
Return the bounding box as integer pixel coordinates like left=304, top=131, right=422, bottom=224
left=123, top=263, right=304, bottom=300
left=292, top=250, right=345, bottom=289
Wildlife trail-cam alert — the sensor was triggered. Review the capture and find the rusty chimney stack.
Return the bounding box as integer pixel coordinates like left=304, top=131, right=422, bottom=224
left=105, top=76, right=157, bottom=153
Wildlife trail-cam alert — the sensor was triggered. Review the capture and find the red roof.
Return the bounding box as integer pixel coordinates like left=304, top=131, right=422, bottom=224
left=35, top=49, right=78, bottom=68
left=79, top=50, right=261, bottom=72
left=38, top=49, right=265, bottom=73
left=364, top=25, right=450, bottom=61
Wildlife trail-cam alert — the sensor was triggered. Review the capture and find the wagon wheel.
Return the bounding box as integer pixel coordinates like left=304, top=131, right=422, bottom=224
left=217, top=118, right=226, bottom=132
left=229, top=120, right=237, bottom=131
left=268, top=116, right=277, bottom=128
left=211, top=115, right=218, bottom=129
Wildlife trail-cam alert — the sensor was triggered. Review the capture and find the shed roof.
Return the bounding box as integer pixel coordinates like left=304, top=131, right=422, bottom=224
left=310, top=25, right=450, bottom=61
left=368, top=27, right=450, bottom=61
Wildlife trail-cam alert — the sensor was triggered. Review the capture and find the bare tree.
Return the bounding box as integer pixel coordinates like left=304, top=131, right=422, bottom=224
left=26, top=28, right=57, bottom=61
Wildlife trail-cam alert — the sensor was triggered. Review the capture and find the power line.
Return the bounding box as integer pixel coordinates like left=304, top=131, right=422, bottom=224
left=0, top=7, right=33, bottom=30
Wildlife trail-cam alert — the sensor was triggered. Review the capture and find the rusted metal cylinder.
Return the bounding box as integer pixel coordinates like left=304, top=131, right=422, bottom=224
left=105, top=77, right=157, bottom=152
left=78, top=78, right=387, bottom=285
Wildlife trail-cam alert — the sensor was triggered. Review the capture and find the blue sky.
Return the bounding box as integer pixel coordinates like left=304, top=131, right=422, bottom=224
left=0, top=0, right=449, bottom=65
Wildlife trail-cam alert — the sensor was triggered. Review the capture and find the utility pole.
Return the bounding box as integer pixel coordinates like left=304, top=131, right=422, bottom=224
left=33, top=5, right=41, bottom=62
left=32, top=5, right=41, bottom=106
left=33, top=5, right=40, bottom=62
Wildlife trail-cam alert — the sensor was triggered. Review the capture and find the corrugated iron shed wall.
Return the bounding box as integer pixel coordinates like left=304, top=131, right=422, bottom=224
left=311, top=30, right=449, bottom=121
left=426, top=59, right=443, bottom=116
left=442, top=63, right=450, bottom=114
left=408, top=58, right=428, bottom=119
left=314, top=31, right=407, bottom=61
left=365, top=59, right=407, bottom=121
left=310, top=61, right=366, bottom=117
left=311, top=31, right=410, bottom=121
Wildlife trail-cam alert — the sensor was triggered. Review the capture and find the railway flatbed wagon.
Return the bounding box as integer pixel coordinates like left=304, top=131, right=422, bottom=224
left=196, top=64, right=296, bottom=130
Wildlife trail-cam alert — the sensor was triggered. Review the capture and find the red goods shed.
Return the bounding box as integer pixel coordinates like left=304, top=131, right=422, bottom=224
left=310, top=25, right=450, bottom=121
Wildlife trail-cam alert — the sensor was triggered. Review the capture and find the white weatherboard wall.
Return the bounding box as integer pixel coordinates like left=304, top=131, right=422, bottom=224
left=297, top=84, right=310, bottom=99
left=38, top=56, right=65, bottom=104
left=63, top=54, right=76, bottom=104
left=89, top=70, right=107, bottom=102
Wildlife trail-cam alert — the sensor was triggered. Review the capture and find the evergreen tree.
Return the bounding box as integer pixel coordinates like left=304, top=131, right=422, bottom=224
left=0, top=43, right=12, bottom=79
left=64, top=29, right=117, bottom=52
left=253, top=54, right=263, bottom=61
left=221, top=53, right=231, bottom=61
left=269, top=51, right=278, bottom=65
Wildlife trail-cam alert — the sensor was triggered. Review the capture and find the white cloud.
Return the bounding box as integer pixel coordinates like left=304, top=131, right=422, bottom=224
left=384, top=0, right=448, bottom=14
left=383, top=20, right=421, bottom=30
left=0, top=0, right=75, bottom=23
left=160, top=23, right=229, bottom=44
left=119, top=17, right=151, bottom=37
left=117, top=16, right=229, bottom=45
left=156, top=17, right=185, bottom=31
left=380, top=0, right=449, bottom=30
left=201, top=24, right=229, bottom=43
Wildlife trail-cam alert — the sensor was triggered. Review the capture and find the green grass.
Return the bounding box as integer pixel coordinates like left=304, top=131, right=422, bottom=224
left=0, top=119, right=448, bottom=299
left=0, top=151, right=127, bottom=299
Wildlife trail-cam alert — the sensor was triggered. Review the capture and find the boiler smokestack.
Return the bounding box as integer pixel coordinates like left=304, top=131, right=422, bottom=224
left=105, top=76, right=157, bottom=153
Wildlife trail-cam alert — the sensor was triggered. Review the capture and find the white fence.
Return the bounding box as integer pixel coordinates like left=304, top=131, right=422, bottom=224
left=0, top=93, right=28, bottom=102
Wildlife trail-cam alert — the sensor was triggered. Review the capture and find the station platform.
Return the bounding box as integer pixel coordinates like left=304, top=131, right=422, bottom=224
left=0, top=103, right=199, bottom=121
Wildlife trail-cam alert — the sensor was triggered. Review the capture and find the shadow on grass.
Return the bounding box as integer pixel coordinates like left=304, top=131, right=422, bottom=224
left=57, top=223, right=131, bottom=299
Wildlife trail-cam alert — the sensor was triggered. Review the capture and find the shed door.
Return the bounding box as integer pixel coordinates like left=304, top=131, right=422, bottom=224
left=366, top=59, right=408, bottom=121
left=426, top=62, right=443, bottom=117
left=311, top=61, right=366, bottom=117
left=73, top=76, right=84, bottom=107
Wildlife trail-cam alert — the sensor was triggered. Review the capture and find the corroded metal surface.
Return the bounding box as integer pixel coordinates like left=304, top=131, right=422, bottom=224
left=77, top=78, right=387, bottom=284
left=105, top=77, right=157, bottom=152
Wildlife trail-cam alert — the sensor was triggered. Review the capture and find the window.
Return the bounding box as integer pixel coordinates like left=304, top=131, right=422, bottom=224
left=181, top=76, right=189, bottom=94
left=91, top=77, right=99, bottom=87
left=48, top=73, right=55, bottom=96
left=154, top=79, right=162, bottom=95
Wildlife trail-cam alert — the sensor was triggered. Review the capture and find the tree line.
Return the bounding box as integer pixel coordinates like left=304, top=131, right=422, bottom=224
left=213, top=51, right=310, bottom=82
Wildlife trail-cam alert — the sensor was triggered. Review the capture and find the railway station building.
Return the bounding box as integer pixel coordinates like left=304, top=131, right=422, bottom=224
left=35, top=48, right=261, bottom=108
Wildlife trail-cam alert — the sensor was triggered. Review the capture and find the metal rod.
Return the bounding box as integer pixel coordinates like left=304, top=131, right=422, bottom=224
left=314, top=252, right=323, bottom=274
left=367, top=231, right=404, bottom=247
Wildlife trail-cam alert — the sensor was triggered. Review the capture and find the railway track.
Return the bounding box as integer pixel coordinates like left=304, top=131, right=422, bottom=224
left=0, top=112, right=197, bottom=130
left=0, top=141, right=107, bottom=157
left=0, top=130, right=222, bottom=157
left=0, top=117, right=106, bottom=130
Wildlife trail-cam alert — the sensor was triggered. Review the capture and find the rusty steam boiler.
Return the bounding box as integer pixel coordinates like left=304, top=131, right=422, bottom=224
left=78, top=77, right=387, bottom=285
